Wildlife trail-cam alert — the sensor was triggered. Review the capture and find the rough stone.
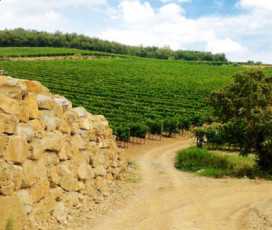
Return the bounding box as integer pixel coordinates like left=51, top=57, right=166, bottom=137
left=44, top=132, right=63, bottom=152
left=0, top=160, right=23, bottom=195
left=27, top=119, right=46, bottom=138
left=40, top=111, right=57, bottom=131
left=19, top=79, right=49, bottom=94
left=16, top=123, right=35, bottom=141
left=29, top=138, right=44, bottom=160
left=0, top=76, right=27, bottom=99
left=0, top=112, right=18, bottom=134
left=25, top=92, right=39, bottom=119
left=0, top=94, right=19, bottom=114
left=53, top=202, right=68, bottom=222
left=18, top=100, right=30, bottom=122
left=56, top=118, right=70, bottom=134
left=85, top=181, right=96, bottom=197
left=30, top=177, right=50, bottom=202
left=16, top=189, right=32, bottom=205
left=0, top=134, right=8, bottom=157
left=22, top=159, right=47, bottom=187
left=4, top=136, right=28, bottom=164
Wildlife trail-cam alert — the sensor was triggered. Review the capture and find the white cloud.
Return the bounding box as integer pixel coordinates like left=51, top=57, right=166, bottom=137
left=1, top=0, right=272, bottom=63
left=237, top=0, right=272, bottom=11
left=0, top=0, right=108, bottom=32
left=119, top=1, right=154, bottom=23
left=161, top=0, right=191, bottom=3
left=101, top=1, right=246, bottom=57
left=206, top=38, right=248, bottom=54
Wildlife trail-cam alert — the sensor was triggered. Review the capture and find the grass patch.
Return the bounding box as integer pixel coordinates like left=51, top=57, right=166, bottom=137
left=6, top=218, right=15, bottom=230
left=126, top=160, right=139, bottom=183
left=175, top=147, right=272, bottom=179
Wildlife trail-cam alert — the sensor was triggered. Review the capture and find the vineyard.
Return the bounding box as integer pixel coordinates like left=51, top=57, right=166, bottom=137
left=0, top=47, right=120, bottom=58
left=1, top=47, right=271, bottom=141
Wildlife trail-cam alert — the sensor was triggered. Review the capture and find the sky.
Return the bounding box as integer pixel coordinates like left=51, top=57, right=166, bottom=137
left=0, top=0, right=272, bottom=63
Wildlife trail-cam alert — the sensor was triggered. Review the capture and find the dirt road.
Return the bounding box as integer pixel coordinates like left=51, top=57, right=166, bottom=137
left=84, top=135, right=272, bottom=230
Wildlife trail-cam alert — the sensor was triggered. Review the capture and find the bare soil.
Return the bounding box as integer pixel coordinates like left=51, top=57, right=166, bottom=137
left=76, top=135, right=272, bottom=230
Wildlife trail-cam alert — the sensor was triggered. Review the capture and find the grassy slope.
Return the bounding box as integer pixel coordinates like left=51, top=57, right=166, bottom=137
left=0, top=54, right=243, bottom=127
left=1, top=47, right=271, bottom=130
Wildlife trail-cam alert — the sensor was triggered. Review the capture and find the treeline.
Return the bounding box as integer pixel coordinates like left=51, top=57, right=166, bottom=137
left=0, top=28, right=227, bottom=62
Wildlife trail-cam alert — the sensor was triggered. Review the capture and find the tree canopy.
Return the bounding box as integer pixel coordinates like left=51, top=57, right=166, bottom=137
left=209, top=69, right=272, bottom=172
left=0, top=28, right=228, bottom=62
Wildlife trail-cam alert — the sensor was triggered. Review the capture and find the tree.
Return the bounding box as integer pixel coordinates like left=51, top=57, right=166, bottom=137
left=209, top=69, right=272, bottom=172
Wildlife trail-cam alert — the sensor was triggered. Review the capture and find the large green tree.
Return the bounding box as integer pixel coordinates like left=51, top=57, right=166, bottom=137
left=209, top=69, right=272, bottom=172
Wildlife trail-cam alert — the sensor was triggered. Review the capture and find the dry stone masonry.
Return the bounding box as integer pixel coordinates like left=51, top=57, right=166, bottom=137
left=0, top=74, right=127, bottom=229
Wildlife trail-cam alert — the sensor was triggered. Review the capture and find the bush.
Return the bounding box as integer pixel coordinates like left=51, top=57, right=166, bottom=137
left=175, top=147, right=272, bottom=179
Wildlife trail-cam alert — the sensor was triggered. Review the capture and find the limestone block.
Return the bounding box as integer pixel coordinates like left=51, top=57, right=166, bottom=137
left=52, top=202, right=68, bottom=222
left=24, top=92, right=39, bottom=119
left=48, top=166, right=59, bottom=185
left=16, top=123, right=35, bottom=141
left=37, top=94, right=56, bottom=110
left=22, top=159, right=47, bottom=187
left=85, top=181, right=96, bottom=197
left=58, top=165, right=80, bottom=192
left=0, top=76, right=27, bottom=99
left=56, top=118, right=70, bottom=134
left=0, top=94, right=19, bottom=114
left=0, top=160, right=23, bottom=195
left=106, top=173, right=114, bottom=181
left=79, top=117, right=92, bottom=130
left=90, top=153, right=105, bottom=168
left=29, top=138, right=44, bottom=160
left=27, top=119, right=46, bottom=138
left=48, top=187, right=63, bottom=200
left=74, top=161, right=88, bottom=180
left=81, top=130, right=96, bottom=141
left=73, top=106, right=87, bottom=118
left=54, top=97, right=70, bottom=112
left=58, top=141, right=72, bottom=160
left=19, top=79, right=49, bottom=94
left=4, top=136, right=28, bottom=164
left=71, top=122, right=79, bottom=135
left=40, top=111, right=56, bottom=131
left=46, top=151, right=59, bottom=165
left=18, top=100, right=30, bottom=122
left=30, top=177, right=50, bottom=202
left=0, top=113, right=18, bottom=134
left=43, top=132, right=63, bottom=152
left=95, top=176, right=103, bottom=191
left=16, top=189, right=32, bottom=205
left=0, top=134, right=8, bottom=157
left=93, top=165, right=107, bottom=177
left=63, top=110, right=80, bottom=124
left=71, top=134, right=85, bottom=150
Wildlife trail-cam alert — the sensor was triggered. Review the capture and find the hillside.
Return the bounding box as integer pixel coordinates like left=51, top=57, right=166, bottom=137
left=1, top=47, right=272, bottom=140
left=0, top=29, right=227, bottom=62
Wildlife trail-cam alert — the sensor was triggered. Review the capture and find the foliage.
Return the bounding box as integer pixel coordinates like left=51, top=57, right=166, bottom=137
left=6, top=218, right=15, bottom=230
left=175, top=147, right=270, bottom=179
left=209, top=69, right=272, bottom=172
left=0, top=48, right=245, bottom=140
left=163, top=117, right=179, bottom=137
left=0, top=28, right=227, bottom=62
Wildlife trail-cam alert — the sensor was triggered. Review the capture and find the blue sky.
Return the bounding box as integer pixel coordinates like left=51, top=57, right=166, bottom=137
left=0, top=0, right=272, bottom=63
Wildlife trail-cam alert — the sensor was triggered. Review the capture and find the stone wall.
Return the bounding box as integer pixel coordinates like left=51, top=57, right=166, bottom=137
left=0, top=74, right=127, bottom=229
